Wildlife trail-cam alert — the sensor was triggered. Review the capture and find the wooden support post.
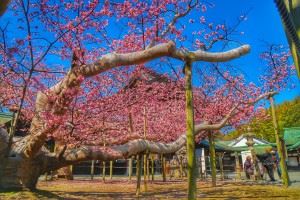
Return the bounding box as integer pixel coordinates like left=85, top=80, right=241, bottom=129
left=91, top=160, right=95, bottom=180
left=110, top=161, right=113, bottom=180
left=208, top=132, right=216, bottom=187
left=143, top=154, right=148, bottom=192
left=151, top=156, right=155, bottom=181
left=161, top=154, right=166, bottom=182
left=128, top=158, right=132, bottom=180
left=269, top=95, right=290, bottom=187
left=143, top=107, right=148, bottom=191
left=136, top=154, right=142, bottom=197
left=102, top=161, right=106, bottom=181
left=185, top=60, right=197, bottom=199
left=147, top=155, right=150, bottom=180
left=128, top=112, right=134, bottom=181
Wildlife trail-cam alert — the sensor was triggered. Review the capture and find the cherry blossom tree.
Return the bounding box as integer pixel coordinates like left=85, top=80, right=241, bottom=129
left=0, top=1, right=275, bottom=197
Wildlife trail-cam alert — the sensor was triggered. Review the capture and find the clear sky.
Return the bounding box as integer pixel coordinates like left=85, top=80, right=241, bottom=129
left=207, top=0, right=300, bottom=104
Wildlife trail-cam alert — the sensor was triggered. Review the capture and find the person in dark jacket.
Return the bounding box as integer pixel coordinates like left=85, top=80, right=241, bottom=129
left=244, top=156, right=254, bottom=179
left=257, top=148, right=276, bottom=181
left=272, top=149, right=282, bottom=178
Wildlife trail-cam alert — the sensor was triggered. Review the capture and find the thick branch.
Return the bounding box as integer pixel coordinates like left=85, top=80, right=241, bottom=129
left=81, top=42, right=250, bottom=77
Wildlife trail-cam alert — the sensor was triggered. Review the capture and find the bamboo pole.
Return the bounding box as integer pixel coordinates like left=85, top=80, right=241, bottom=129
left=269, top=95, right=290, bottom=186
left=185, top=61, right=197, bottom=199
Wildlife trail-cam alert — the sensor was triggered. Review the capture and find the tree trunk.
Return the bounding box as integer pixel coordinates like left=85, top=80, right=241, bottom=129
left=0, top=157, right=42, bottom=190
left=185, top=61, right=197, bottom=200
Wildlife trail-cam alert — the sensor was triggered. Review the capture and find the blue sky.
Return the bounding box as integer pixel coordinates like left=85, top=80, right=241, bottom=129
left=208, top=0, right=300, bottom=104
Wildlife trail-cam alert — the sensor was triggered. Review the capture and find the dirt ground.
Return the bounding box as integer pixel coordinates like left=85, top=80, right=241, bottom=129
left=1, top=179, right=300, bottom=200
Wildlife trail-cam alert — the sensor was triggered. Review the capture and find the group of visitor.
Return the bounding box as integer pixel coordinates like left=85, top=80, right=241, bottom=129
left=243, top=148, right=281, bottom=181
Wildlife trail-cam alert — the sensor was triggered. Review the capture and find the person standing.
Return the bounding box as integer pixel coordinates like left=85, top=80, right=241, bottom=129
left=244, top=156, right=254, bottom=179
left=272, top=149, right=282, bottom=178
left=258, top=148, right=276, bottom=181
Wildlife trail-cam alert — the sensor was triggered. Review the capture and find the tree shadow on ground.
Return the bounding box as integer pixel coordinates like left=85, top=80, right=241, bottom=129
left=45, top=188, right=188, bottom=199
left=31, top=189, right=67, bottom=200
left=199, top=184, right=290, bottom=200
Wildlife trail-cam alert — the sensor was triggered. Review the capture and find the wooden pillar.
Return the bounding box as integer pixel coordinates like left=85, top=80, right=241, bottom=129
left=208, top=132, right=216, bottom=187
left=185, top=60, right=197, bottom=199
left=234, top=152, right=241, bottom=180
left=218, top=153, right=224, bottom=181
left=91, top=160, right=95, bottom=180
left=269, top=95, right=290, bottom=187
